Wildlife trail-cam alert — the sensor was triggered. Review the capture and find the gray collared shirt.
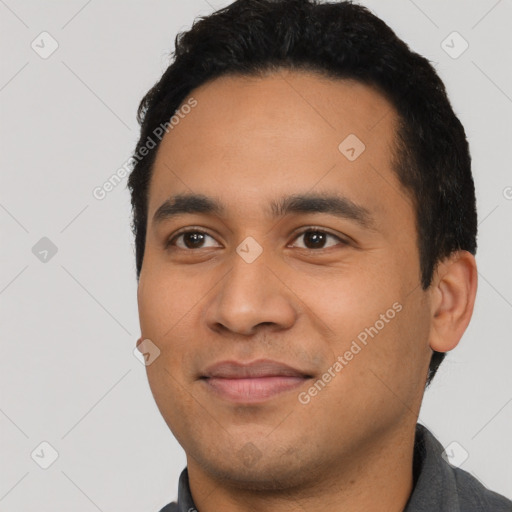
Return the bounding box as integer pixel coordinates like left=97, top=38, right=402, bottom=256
left=158, top=424, right=512, bottom=511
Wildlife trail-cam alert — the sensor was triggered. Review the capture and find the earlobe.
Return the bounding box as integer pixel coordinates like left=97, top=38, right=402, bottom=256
left=429, top=251, right=478, bottom=353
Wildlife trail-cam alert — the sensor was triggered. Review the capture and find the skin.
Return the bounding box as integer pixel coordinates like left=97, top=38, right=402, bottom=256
left=136, top=70, right=477, bottom=511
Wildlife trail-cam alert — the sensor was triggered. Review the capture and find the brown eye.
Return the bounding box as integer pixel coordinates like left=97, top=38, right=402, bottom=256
left=167, top=230, right=220, bottom=250
left=179, top=232, right=207, bottom=249
left=291, top=229, right=346, bottom=250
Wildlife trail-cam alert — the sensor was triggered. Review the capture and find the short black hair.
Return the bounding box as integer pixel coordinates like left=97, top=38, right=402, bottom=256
left=127, top=0, right=477, bottom=385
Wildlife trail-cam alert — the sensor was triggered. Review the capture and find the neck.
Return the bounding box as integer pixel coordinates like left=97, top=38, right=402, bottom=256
left=187, top=422, right=417, bottom=512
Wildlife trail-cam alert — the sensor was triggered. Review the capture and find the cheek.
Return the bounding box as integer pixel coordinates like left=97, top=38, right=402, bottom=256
left=138, top=269, right=205, bottom=433
left=301, top=266, right=429, bottom=386
left=344, top=294, right=432, bottom=405
left=388, top=296, right=432, bottom=373
left=145, top=358, right=200, bottom=448
left=137, top=263, right=206, bottom=341
left=296, top=266, right=396, bottom=344
left=138, top=265, right=213, bottom=387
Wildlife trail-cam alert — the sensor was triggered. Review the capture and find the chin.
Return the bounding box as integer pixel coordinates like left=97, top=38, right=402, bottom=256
left=190, top=439, right=321, bottom=492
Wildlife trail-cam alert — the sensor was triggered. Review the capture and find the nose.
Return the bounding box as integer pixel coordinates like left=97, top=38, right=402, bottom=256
left=204, top=251, right=298, bottom=337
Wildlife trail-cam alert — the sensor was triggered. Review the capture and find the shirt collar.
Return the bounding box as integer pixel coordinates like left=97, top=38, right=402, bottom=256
left=174, top=468, right=195, bottom=511
left=404, top=423, right=460, bottom=511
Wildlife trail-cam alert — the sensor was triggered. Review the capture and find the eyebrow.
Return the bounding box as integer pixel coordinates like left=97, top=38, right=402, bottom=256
left=152, top=192, right=376, bottom=230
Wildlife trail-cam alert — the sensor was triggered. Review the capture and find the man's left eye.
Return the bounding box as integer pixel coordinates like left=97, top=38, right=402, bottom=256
left=289, top=229, right=347, bottom=250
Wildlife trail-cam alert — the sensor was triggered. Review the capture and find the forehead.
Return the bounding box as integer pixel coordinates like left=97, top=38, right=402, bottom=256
left=147, top=70, right=406, bottom=223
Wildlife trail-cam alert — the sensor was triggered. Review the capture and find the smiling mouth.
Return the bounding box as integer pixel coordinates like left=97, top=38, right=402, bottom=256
left=200, top=359, right=312, bottom=404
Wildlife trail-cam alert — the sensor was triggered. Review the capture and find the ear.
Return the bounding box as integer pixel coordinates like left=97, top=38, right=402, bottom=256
left=429, top=251, right=478, bottom=353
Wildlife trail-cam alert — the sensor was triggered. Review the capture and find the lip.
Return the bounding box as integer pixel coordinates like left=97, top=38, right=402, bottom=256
left=200, top=359, right=312, bottom=403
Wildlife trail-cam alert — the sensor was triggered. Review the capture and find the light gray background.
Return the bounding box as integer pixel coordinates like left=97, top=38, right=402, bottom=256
left=1, top=1, right=511, bottom=510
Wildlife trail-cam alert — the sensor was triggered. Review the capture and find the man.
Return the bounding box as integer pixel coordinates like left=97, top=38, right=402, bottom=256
left=127, top=0, right=512, bottom=510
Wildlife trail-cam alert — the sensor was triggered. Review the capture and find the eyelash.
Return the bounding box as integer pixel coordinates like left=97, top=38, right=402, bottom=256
left=165, top=226, right=349, bottom=252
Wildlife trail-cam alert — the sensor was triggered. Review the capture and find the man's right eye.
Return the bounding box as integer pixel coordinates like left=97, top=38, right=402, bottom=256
left=166, top=229, right=220, bottom=250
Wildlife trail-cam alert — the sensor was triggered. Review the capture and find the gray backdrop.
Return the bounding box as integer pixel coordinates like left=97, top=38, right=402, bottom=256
left=1, top=0, right=511, bottom=510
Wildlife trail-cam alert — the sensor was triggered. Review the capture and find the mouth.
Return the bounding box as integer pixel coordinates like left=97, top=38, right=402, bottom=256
left=200, top=359, right=313, bottom=404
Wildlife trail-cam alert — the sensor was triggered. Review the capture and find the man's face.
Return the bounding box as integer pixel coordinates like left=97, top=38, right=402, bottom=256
left=137, top=71, right=433, bottom=489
